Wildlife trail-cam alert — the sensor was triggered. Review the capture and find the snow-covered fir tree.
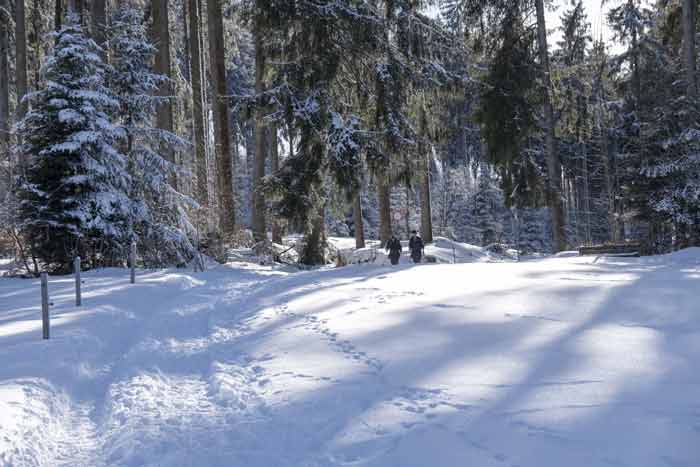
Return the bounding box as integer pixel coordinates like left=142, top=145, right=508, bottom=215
left=16, top=16, right=130, bottom=272
left=472, top=166, right=502, bottom=246
left=108, top=7, right=196, bottom=267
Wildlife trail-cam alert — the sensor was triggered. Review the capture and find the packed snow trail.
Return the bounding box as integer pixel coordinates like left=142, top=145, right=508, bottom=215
left=1, top=251, right=699, bottom=466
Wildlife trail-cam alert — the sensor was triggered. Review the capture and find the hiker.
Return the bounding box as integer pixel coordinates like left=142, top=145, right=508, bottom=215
left=386, top=235, right=403, bottom=265
left=409, top=230, right=424, bottom=264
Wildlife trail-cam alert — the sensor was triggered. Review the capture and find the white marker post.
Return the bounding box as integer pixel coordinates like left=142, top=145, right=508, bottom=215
left=74, top=256, right=81, bottom=306
left=130, top=242, right=136, bottom=284
left=40, top=272, right=49, bottom=339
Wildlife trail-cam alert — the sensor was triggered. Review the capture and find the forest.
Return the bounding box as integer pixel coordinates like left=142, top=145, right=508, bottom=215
left=1, top=0, right=699, bottom=273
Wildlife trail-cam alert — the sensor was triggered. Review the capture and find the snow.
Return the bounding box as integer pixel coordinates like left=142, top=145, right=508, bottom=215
left=1, top=250, right=699, bottom=466
left=328, top=237, right=505, bottom=265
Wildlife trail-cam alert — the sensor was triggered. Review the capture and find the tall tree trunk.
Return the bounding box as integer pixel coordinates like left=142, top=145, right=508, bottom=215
left=31, top=0, right=44, bottom=89
left=90, top=0, right=106, bottom=52
left=152, top=0, right=176, bottom=184
left=251, top=20, right=267, bottom=242
left=270, top=121, right=282, bottom=244
left=631, top=27, right=641, bottom=108
left=535, top=0, right=566, bottom=252
left=15, top=0, right=28, bottom=119
left=206, top=0, right=235, bottom=235
left=378, top=179, right=392, bottom=247
left=683, top=0, right=697, bottom=246
left=419, top=155, right=433, bottom=244
left=15, top=0, right=28, bottom=175
left=0, top=0, right=9, bottom=186
left=683, top=0, right=696, bottom=98
left=601, top=129, right=617, bottom=242
left=188, top=0, right=208, bottom=210
left=55, top=0, right=62, bottom=33
left=376, top=0, right=394, bottom=248
left=302, top=205, right=326, bottom=265
left=353, top=192, right=365, bottom=249
left=418, top=102, right=433, bottom=243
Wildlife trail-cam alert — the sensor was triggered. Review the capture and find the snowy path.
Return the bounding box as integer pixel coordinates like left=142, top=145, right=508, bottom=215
left=1, top=251, right=699, bottom=466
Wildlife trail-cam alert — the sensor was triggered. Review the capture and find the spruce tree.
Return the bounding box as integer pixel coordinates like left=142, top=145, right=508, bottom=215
left=108, top=7, right=196, bottom=267
left=17, top=16, right=129, bottom=272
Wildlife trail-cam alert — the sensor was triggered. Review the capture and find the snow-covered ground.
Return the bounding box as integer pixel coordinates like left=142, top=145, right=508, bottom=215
left=1, top=248, right=699, bottom=467
left=329, top=236, right=505, bottom=266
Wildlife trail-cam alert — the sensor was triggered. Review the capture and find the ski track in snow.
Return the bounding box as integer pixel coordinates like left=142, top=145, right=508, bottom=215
left=1, top=251, right=700, bottom=466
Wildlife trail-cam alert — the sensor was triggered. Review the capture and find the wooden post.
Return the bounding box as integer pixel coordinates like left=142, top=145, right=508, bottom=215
left=40, top=272, right=49, bottom=339
left=130, top=242, right=136, bottom=284
left=74, top=256, right=81, bottom=306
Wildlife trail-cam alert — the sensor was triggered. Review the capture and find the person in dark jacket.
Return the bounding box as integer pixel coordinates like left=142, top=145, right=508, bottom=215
left=386, top=235, right=402, bottom=265
left=409, top=230, right=424, bottom=263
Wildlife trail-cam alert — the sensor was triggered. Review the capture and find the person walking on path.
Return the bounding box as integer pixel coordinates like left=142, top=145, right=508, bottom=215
left=386, top=235, right=403, bottom=265
left=409, top=230, right=424, bottom=264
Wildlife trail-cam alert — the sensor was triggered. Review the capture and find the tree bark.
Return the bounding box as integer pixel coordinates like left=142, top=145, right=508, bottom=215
left=418, top=103, right=433, bottom=243
left=188, top=0, right=208, bottom=210
left=683, top=0, right=696, bottom=98
left=353, top=193, right=365, bottom=249
left=55, top=0, right=62, bottom=33
left=90, top=0, right=106, bottom=51
left=14, top=0, right=28, bottom=175
left=302, top=206, right=326, bottom=265
left=206, top=0, right=235, bottom=235
left=378, top=178, right=392, bottom=247
left=251, top=20, right=267, bottom=242
left=15, top=0, right=28, bottom=119
left=30, top=0, right=44, bottom=90
left=0, top=0, right=9, bottom=185
left=535, top=0, right=566, bottom=252
left=419, top=155, right=433, bottom=244
left=270, top=121, right=282, bottom=244
left=152, top=0, right=176, bottom=184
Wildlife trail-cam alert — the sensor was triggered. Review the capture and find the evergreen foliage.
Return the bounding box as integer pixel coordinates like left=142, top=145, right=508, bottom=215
left=17, top=17, right=129, bottom=272
left=108, top=7, right=196, bottom=267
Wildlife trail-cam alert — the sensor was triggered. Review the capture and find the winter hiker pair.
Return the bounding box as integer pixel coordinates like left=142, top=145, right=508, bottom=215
left=386, top=231, right=424, bottom=265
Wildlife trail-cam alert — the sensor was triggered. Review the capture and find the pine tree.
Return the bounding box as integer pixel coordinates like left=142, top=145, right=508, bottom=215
left=472, top=166, right=501, bottom=246
left=17, top=17, right=130, bottom=272
left=108, top=7, right=196, bottom=267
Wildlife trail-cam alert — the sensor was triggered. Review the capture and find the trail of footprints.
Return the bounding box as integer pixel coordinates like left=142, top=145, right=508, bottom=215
left=275, top=304, right=384, bottom=373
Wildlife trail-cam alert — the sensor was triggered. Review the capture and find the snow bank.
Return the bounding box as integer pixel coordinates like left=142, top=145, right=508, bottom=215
left=425, top=236, right=496, bottom=263
left=328, top=236, right=507, bottom=266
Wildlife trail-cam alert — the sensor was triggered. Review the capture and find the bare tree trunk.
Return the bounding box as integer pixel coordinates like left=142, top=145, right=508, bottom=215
left=601, top=129, right=617, bottom=242
left=91, top=0, right=106, bottom=52
left=378, top=178, right=392, bottom=247
left=30, top=0, right=45, bottom=90
left=535, top=0, right=566, bottom=252
left=419, top=156, right=433, bottom=243
left=152, top=0, right=176, bottom=171
left=353, top=192, right=365, bottom=249
left=55, top=0, right=62, bottom=33
left=302, top=206, right=326, bottom=265
left=14, top=0, right=28, bottom=176
left=682, top=0, right=699, bottom=247
left=188, top=0, right=208, bottom=210
left=206, top=0, right=235, bottom=235
left=270, top=121, right=282, bottom=244
left=15, top=0, right=28, bottom=120
left=0, top=0, right=9, bottom=186
left=404, top=184, right=411, bottom=237
left=684, top=0, right=696, bottom=98
left=418, top=103, right=433, bottom=243
left=251, top=21, right=267, bottom=242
